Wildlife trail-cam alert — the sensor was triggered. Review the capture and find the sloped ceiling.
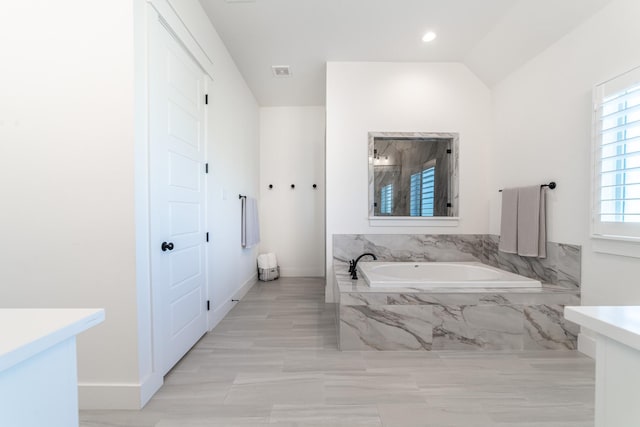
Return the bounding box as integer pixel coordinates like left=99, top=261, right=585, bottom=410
left=199, top=0, right=613, bottom=106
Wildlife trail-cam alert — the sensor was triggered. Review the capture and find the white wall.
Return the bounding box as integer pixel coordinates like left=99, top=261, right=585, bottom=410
left=259, top=107, right=325, bottom=277
left=0, top=0, right=140, bottom=406
left=0, top=0, right=261, bottom=410
left=325, top=62, right=493, bottom=300
left=490, top=0, right=640, bottom=306
left=164, top=1, right=261, bottom=328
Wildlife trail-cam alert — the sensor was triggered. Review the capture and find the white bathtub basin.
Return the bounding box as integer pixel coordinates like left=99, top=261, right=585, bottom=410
left=357, top=261, right=542, bottom=288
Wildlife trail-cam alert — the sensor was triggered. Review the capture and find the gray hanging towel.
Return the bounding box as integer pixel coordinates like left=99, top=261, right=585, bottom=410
left=499, top=187, right=518, bottom=254
left=517, top=185, right=546, bottom=258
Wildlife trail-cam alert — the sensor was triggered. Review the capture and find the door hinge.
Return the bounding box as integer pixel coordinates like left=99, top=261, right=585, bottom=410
left=206, top=232, right=209, bottom=242
left=446, top=149, right=452, bottom=154
left=205, top=94, right=208, bottom=105
left=205, top=163, right=209, bottom=173
left=206, top=300, right=210, bottom=311
left=447, top=203, right=452, bottom=208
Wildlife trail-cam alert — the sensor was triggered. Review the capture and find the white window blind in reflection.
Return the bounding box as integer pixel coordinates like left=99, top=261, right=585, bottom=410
left=593, top=65, right=640, bottom=238
left=421, top=167, right=435, bottom=217
left=409, top=167, right=435, bottom=217
left=381, top=184, right=393, bottom=215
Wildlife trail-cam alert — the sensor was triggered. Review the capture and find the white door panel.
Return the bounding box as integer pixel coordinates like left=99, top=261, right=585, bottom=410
left=168, top=102, right=200, bottom=149
left=168, top=51, right=200, bottom=106
left=169, top=246, right=201, bottom=286
left=169, top=153, right=200, bottom=190
left=169, top=203, right=200, bottom=235
left=170, top=288, right=203, bottom=335
left=149, top=14, right=207, bottom=376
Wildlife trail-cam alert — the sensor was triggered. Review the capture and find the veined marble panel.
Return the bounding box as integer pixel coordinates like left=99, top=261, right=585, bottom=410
left=387, top=293, right=483, bottom=306
left=333, top=234, right=484, bottom=264
left=339, top=305, right=433, bottom=351
left=552, top=243, right=581, bottom=290
left=432, top=305, right=524, bottom=351
left=523, top=305, right=579, bottom=350
left=482, top=235, right=556, bottom=284
left=482, top=235, right=581, bottom=291
left=386, top=292, right=579, bottom=307
left=340, top=293, right=389, bottom=306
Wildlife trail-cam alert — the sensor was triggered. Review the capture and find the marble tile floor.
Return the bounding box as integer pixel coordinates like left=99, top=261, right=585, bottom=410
left=80, top=277, right=595, bottom=427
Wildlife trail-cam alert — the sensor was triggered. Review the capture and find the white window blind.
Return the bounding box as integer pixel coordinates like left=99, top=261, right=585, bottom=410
left=380, top=184, right=393, bottom=215
left=593, top=65, right=640, bottom=239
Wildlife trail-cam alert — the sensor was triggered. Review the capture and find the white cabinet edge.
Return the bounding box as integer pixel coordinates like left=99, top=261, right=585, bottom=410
left=564, top=306, right=640, bottom=353
left=0, top=308, right=105, bottom=372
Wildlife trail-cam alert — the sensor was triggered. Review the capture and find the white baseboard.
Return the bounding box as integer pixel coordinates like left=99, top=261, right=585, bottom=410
left=279, top=267, right=324, bottom=277
left=140, top=372, right=163, bottom=407
left=208, top=273, right=257, bottom=330
left=577, top=332, right=596, bottom=359
left=79, top=382, right=145, bottom=410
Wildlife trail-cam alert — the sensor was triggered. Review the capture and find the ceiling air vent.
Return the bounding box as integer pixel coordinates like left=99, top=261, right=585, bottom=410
left=272, top=65, right=292, bottom=78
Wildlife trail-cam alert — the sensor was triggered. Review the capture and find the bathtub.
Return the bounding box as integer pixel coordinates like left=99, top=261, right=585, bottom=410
left=357, top=261, right=541, bottom=289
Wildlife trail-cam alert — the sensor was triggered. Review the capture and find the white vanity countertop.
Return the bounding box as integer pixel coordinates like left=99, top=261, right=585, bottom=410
left=0, top=308, right=105, bottom=372
left=564, top=306, right=640, bottom=352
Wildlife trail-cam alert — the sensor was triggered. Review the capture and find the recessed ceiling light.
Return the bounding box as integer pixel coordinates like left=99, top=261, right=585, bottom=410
left=272, top=65, right=292, bottom=78
left=422, top=31, right=437, bottom=43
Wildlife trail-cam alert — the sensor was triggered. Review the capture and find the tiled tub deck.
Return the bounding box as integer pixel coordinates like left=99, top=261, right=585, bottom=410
left=335, top=264, right=579, bottom=351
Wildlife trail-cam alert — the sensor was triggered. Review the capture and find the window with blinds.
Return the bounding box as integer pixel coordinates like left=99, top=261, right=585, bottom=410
left=593, top=65, right=640, bottom=238
left=380, top=184, right=393, bottom=215
left=409, top=167, right=435, bottom=217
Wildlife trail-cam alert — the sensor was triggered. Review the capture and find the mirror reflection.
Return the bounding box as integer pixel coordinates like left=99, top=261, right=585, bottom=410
left=369, top=132, right=458, bottom=218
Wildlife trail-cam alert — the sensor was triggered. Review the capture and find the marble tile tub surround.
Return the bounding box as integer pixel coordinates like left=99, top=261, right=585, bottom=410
left=335, top=264, right=580, bottom=352
left=333, top=234, right=580, bottom=352
left=333, top=234, right=581, bottom=290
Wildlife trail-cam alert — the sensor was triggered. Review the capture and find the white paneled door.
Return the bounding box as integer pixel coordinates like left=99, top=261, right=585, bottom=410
left=149, top=15, right=207, bottom=376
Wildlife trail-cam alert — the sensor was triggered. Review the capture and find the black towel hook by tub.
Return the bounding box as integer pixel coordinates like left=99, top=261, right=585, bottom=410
left=499, top=181, right=556, bottom=192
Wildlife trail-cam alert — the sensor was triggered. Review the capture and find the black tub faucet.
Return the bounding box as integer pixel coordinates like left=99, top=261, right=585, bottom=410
left=349, top=253, right=377, bottom=279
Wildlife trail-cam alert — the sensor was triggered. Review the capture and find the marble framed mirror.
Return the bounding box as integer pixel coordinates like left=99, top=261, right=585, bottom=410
left=369, top=132, right=459, bottom=221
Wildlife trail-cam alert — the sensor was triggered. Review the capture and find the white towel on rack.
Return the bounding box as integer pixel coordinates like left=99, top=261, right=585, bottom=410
left=241, top=197, right=260, bottom=248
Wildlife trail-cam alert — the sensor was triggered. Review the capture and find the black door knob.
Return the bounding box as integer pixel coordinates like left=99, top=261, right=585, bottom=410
left=161, top=242, right=174, bottom=252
